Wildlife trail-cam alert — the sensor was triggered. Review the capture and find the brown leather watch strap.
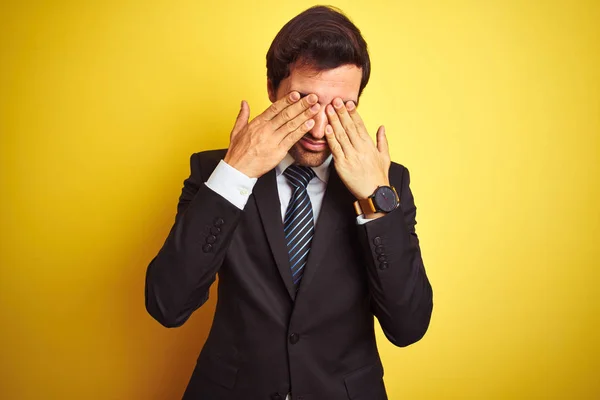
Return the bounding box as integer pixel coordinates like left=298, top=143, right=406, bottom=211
left=353, top=197, right=377, bottom=216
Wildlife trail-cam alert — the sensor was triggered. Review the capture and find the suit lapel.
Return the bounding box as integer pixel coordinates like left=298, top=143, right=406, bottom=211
left=254, top=163, right=353, bottom=301
left=253, top=169, right=297, bottom=301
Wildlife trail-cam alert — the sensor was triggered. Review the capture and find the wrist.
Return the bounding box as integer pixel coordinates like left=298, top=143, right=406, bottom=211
left=355, top=180, right=390, bottom=201
left=223, top=155, right=256, bottom=179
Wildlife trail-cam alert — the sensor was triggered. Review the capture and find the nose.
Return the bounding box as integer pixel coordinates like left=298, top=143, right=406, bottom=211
left=308, top=106, right=328, bottom=140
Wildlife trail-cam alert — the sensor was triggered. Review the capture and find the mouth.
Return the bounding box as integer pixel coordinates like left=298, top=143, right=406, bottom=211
left=299, top=136, right=328, bottom=152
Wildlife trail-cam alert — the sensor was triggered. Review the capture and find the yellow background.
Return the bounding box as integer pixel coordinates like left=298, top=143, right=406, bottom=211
left=1, top=0, right=598, bottom=398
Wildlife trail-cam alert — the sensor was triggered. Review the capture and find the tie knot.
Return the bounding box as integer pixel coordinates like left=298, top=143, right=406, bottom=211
left=284, top=165, right=316, bottom=189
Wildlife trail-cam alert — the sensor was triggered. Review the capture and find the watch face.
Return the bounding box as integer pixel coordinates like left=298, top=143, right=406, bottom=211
left=373, top=186, right=399, bottom=212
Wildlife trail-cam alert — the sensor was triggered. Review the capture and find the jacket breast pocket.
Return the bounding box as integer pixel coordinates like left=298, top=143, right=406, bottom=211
left=344, top=363, right=387, bottom=400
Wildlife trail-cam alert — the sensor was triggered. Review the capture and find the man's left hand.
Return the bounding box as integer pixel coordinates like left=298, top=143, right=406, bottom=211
left=324, top=98, right=391, bottom=208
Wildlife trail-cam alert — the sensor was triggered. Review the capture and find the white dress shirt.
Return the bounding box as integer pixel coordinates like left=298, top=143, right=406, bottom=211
left=205, top=153, right=373, bottom=225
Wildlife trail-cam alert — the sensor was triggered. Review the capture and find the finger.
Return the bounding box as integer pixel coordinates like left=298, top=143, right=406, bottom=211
left=324, top=123, right=345, bottom=160
left=274, top=102, right=320, bottom=137
left=326, top=104, right=354, bottom=155
left=260, top=91, right=301, bottom=121
left=345, top=101, right=369, bottom=140
left=376, top=125, right=389, bottom=155
left=231, top=100, right=250, bottom=138
left=332, top=98, right=361, bottom=147
left=269, top=93, right=318, bottom=130
left=279, top=118, right=316, bottom=150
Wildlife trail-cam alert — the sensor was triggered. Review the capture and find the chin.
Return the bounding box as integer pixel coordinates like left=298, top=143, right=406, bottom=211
left=289, top=144, right=331, bottom=167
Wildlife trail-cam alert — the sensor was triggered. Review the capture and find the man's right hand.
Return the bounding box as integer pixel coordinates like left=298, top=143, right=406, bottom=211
left=224, top=91, right=320, bottom=178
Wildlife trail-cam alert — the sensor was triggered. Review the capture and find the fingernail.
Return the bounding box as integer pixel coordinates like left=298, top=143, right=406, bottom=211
left=333, top=98, right=343, bottom=108
left=290, top=92, right=300, bottom=101
left=346, top=101, right=355, bottom=110
left=325, top=125, right=333, bottom=134
left=306, top=119, right=315, bottom=128
left=310, top=103, right=320, bottom=112
left=308, top=94, right=318, bottom=104
left=327, top=104, right=335, bottom=115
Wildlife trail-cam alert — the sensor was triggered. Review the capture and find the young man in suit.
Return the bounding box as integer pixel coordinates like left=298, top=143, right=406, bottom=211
left=145, top=5, right=433, bottom=400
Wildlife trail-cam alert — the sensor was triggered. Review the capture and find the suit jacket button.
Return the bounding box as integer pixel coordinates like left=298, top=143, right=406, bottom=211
left=270, top=394, right=282, bottom=400
left=206, top=235, right=217, bottom=244
left=379, top=262, right=389, bottom=270
left=210, top=226, right=221, bottom=235
left=289, top=333, right=300, bottom=344
left=214, top=218, right=225, bottom=227
left=375, top=245, right=385, bottom=255
left=373, top=236, right=382, bottom=245
left=202, top=244, right=213, bottom=253
left=377, top=255, right=387, bottom=262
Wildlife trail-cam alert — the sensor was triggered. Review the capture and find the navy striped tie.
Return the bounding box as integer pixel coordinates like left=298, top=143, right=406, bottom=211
left=283, top=165, right=316, bottom=288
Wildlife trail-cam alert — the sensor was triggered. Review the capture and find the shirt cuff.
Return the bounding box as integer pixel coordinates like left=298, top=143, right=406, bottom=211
left=205, top=160, right=258, bottom=210
left=356, top=214, right=375, bottom=225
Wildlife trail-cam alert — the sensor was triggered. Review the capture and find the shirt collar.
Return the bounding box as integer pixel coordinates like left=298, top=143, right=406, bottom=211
left=276, top=153, right=333, bottom=184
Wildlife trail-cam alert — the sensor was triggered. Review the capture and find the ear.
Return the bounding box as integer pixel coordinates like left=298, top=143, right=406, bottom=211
left=267, top=79, right=276, bottom=103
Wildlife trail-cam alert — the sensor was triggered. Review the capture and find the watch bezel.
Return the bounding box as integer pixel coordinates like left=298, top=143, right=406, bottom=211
left=372, top=186, right=399, bottom=213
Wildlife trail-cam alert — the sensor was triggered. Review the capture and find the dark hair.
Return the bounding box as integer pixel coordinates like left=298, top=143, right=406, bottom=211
left=266, top=5, right=371, bottom=98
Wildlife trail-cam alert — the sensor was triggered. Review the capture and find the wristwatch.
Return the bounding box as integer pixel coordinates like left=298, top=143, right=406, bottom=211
left=353, top=186, right=400, bottom=216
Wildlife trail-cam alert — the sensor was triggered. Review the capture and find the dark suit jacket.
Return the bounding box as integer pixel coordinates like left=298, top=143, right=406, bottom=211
left=145, top=149, right=433, bottom=400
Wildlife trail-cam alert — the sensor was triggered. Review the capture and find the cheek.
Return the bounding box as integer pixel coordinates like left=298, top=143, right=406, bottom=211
left=274, top=79, right=292, bottom=101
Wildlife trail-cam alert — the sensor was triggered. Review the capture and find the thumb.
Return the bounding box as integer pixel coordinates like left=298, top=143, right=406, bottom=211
left=376, top=125, right=389, bottom=155
left=231, top=100, right=250, bottom=138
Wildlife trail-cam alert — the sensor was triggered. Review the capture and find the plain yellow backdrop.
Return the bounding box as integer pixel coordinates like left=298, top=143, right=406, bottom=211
left=1, top=0, right=599, bottom=399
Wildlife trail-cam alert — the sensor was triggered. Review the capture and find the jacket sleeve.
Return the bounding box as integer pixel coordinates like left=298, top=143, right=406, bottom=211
left=145, top=152, right=243, bottom=328
left=358, top=165, right=433, bottom=347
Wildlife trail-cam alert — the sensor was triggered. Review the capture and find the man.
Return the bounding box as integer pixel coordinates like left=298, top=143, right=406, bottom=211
left=145, top=5, right=433, bottom=400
